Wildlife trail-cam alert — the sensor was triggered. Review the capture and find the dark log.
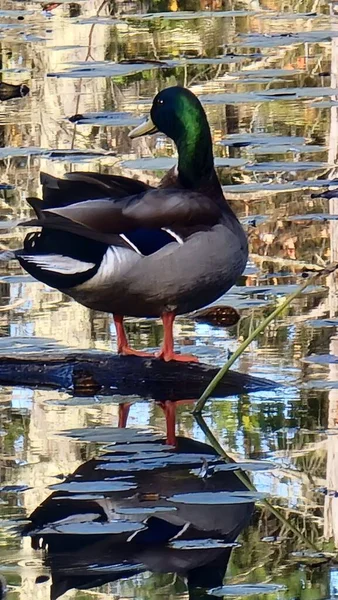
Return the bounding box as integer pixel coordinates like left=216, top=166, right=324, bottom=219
left=0, top=349, right=278, bottom=401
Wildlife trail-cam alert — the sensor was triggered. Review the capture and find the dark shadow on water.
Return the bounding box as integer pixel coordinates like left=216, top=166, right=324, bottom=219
left=22, top=431, right=255, bottom=600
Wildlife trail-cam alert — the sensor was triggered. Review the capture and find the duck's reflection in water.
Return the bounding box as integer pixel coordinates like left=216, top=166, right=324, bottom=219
left=23, top=431, right=255, bottom=600
left=118, top=399, right=195, bottom=445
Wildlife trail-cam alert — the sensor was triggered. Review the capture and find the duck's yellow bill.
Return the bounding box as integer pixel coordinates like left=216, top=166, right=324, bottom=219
left=129, top=116, right=158, bottom=138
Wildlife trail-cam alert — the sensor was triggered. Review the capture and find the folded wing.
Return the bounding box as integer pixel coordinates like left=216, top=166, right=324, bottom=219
left=25, top=189, right=222, bottom=238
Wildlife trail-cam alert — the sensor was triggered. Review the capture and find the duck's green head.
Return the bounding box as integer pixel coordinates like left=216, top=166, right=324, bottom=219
left=129, top=86, right=214, bottom=189
left=130, top=87, right=208, bottom=145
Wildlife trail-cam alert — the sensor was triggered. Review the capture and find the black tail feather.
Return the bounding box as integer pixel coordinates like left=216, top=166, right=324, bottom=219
left=26, top=197, right=44, bottom=218
left=40, top=171, right=152, bottom=209
left=20, top=213, right=128, bottom=247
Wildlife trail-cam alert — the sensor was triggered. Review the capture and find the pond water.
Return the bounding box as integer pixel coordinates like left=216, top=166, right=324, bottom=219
left=1, top=0, right=338, bottom=598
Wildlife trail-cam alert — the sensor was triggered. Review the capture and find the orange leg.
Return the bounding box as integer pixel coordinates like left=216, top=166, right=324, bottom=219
left=114, top=315, right=154, bottom=358
left=159, top=401, right=177, bottom=446
left=156, top=312, right=198, bottom=362
left=118, top=403, right=131, bottom=428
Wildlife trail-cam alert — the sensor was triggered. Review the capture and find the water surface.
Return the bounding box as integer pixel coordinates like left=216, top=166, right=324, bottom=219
left=1, top=0, right=338, bottom=598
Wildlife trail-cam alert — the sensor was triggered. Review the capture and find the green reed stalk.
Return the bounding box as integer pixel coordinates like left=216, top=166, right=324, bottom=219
left=194, top=412, right=322, bottom=553
left=193, top=265, right=338, bottom=415
left=193, top=264, right=338, bottom=555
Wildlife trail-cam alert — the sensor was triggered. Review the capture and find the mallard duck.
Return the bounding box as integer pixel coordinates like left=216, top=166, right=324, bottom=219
left=23, top=433, right=253, bottom=599
left=16, top=86, right=248, bottom=361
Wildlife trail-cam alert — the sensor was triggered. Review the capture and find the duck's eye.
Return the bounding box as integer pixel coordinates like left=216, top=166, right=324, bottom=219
left=157, top=99, right=164, bottom=105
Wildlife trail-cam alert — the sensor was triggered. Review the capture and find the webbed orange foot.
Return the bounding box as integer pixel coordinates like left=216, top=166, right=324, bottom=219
left=156, top=349, right=199, bottom=362
left=119, top=346, right=155, bottom=358
left=114, top=314, right=154, bottom=358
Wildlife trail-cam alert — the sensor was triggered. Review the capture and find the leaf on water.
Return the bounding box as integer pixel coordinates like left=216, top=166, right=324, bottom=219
left=307, top=318, right=338, bottom=327
left=224, top=298, right=270, bottom=309
left=167, top=491, right=265, bottom=505
left=0, top=337, right=68, bottom=357
left=219, top=134, right=306, bottom=147
left=0, top=147, right=46, bottom=159
left=230, top=284, right=325, bottom=296
left=184, top=56, right=248, bottom=65
left=104, top=443, right=173, bottom=453
left=208, top=584, right=287, bottom=597
left=49, top=44, right=87, bottom=51
left=52, top=494, right=106, bottom=500
left=0, top=219, right=22, bottom=230
left=245, top=162, right=329, bottom=173
left=222, top=179, right=338, bottom=193
left=47, top=150, right=116, bottom=157
left=124, top=9, right=263, bottom=20
left=0, top=69, right=31, bottom=76
left=287, top=213, right=338, bottom=221
left=0, top=9, right=35, bottom=16
left=47, top=60, right=174, bottom=79
left=72, top=16, right=122, bottom=25
left=231, top=68, right=304, bottom=78
left=302, top=354, right=338, bottom=365
left=121, top=157, right=247, bottom=170
left=87, top=562, right=144, bottom=573
left=0, top=274, right=36, bottom=283
left=46, top=393, right=142, bottom=407
left=0, top=484, right=30, bottom=493
left=49, top=480, right=137, bottom=492
left=259, top=86, right=338, bottom=99
left=0, top=336, right=62, bottom=347
left=45, top=150, right=117, bottom=163
left=28, top=520, right=145, bottom=536
left=116, top=506, right=176, bottom=515
left=240, top=216, right=268, bottom=226
left=68, top=111, right=143, bottom=127
left=252, top=144, right=325, bottom=155
left=290, top=550, right=335, bottom=563
left=22, top=34, right=48, bottom=42
left=301, top=380, right=338, bottom=390
left=310, top=100, right=338, bottom=108
left=95, top=452, right=221, bottom=472
left=289, top=178, right=338, bottom=188
left=311, top=186, right=338, bottom=199
left=261, top=11, right=318, bottom=19
left=63, top=426, right=163, bottom=443
left=214, top=460, right=276, bottom=472
left=122, top=157, right=176, bottom=170
left=0, top=22, right=29, bottom=30
left=201, top=92, right=261, bottom=104
left=237, top=30, right=338, bottom=48
left=43, top=0, right=86, bottom=3
left=0, top=147, right=118, bottom=162
left=169, top=539, right=240, bottom=550
left=201, top=87, right=338, bottom=105
left=99, top=451, right=174, bottom=462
